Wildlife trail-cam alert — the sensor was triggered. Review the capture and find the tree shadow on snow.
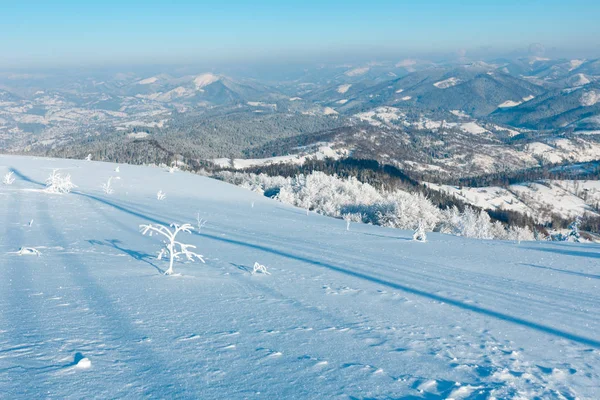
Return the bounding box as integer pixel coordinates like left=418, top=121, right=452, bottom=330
left=87, top=239, right=165, bottom=274
left=520, top=263, right=600, bottom=280
left=10, top=167, right=600, bottom=349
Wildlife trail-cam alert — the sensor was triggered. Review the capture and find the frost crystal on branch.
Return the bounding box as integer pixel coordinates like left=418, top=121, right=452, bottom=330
left=157, top=190, right=166, bottom=200
left=45, top=169, right=76, bottom=194
left=3, top=171, right=15, bottom=185
left=140, top=222, right=204, bottom=275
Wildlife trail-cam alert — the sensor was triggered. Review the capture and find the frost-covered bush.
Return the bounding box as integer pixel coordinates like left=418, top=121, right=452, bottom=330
left=3, top=171, right=15, bottom=185
left=45, top=169, right=76, bottom=194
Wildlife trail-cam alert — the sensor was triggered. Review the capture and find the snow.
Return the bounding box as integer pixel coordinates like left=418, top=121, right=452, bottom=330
left=433, top=77, right=461, bottom=89
left=568, top=74, right=590, bottom=87
left=137, top=77, right=158, bottom=85
left=395, top=88, right=404, bottom=93
left=193, top=73, right=220, bottom=89
left=580, top=90, right=600, bottom=107
left=337, top=84, right=352, bottom=94
left=522, top=95, right=535, bottom=102
left=323, top=107, right=338, bottom=115
left=344, top=67, right=369, bottom=77
left=212, top=144, right=348, bottom=169
left=498, top=100, right=522, bottom=108
left=460, top=122, right=489, bottom=135
left=450, top=110, right=469, bottom=119
left=336, top=99, right=348, bottom=105
left=400, top=96, right=412, bottom=101
left=569, top=59, right=585, bottom=71
left=1, top=155, right=599, bottom=399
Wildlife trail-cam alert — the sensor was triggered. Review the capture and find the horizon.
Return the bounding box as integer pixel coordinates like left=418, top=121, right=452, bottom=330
left=3, top=0, right=600, bottom=69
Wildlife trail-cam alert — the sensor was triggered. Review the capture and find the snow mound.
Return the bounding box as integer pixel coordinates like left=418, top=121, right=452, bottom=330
left=75, top=358, right=92, bottom=369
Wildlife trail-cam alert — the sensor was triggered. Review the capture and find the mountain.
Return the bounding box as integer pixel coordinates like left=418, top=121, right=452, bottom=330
left=490, top=82, right=600, bottom=130
left=323, top=66, right=545, bottom=117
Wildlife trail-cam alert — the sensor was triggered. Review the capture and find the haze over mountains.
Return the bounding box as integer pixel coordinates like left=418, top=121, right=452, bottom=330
left=0, top=56, right=599, bottom=179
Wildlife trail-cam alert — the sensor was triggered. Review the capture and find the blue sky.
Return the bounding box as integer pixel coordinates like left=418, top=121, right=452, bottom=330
left=2, top=0, right=600, bottom=68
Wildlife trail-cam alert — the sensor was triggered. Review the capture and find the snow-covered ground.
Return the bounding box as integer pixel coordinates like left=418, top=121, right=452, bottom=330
left=1, top=155, right=599, bottom=399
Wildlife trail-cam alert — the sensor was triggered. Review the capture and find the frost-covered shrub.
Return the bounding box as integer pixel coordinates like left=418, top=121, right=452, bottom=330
left=45, top=169, right=76, bottom=194
left=3, top=171, right=15, bottom=185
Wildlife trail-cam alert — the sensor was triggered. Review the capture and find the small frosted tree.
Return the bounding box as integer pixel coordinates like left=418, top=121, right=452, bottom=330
left=85, top=154, right=92, bottom=161
left=156, top=190, right=166, bottom=200
left=567, top=217, right=582, bottom=242
left=45, top=169, right=76, bottom=194
left=3, top=171, right=15, bottom=185
left=413, top=220, right=427, bottom=242
left=102, top=177, right=115, bottom=194
left=140, top=223, right=204, bottom=275
left=196, top=213, right=207, bottom=232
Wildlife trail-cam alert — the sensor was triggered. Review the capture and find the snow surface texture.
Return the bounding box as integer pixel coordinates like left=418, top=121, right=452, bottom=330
left=0, top=155, right=599, bottom=399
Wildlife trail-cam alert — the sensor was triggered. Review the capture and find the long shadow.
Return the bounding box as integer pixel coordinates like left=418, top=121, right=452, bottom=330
left=11, top=167, right=600, bottom=348
left=522, top=244, right=600, bottom=260
left=520, top=263, right=600, bottom=280
left=87, top=239, right=165, bottom=274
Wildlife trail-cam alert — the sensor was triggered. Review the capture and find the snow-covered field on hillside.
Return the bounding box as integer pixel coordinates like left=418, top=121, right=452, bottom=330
left=1, top=155, right=599, bottom=399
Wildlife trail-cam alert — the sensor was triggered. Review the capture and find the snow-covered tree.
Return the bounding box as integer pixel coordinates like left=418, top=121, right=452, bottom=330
left=413, top=220, right=427, bottom=242
left=45, top=169, right=76, bottom=194
left=140, top=223, right=204, bottom=275
left=156, top=190, right=166, bottom=200
left=507, top=225, right=535, bottom=244
left=115, top=166, right=120, bottom=173
left=3, top=171, right=15, bottom=185
left=85, top=154, right=92, bottom=161
left=566, top=217, right=582, bottom=242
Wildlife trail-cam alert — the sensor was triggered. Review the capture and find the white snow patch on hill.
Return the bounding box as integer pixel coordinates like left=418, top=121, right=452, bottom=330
left=569, top=59, right=585, bottom=71
left=433, top=77, right=461, bottom=89
left=193, top=73, right=220, bottom=89
left=498, top=100, right=522, bottom=108
left=581, top=90, right=600, bottom=106
left=522, top=95, right=535, bottom=102
left=344, top=67, right=369, bottom=77
left=460, top=122, right=489, bottom=134
left=401, top=96, right=412, bottom=101
left=336, top=99, right=348, bottom=104
left=137, top=77, right=158, bottom=85
left=337, top=84, right=352, bottom=94
left=450, top=110, right=470, bottom=119
left=568, top=74, right=591, bottom=87
left=212, top=144, right=348, bottom=169
left=323, top=107, right=338, bottom=115
left=395, top=89, right=404, bottom=94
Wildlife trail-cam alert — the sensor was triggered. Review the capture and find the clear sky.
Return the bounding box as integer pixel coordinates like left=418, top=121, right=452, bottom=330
left=2, top=0, right=600, bottom=68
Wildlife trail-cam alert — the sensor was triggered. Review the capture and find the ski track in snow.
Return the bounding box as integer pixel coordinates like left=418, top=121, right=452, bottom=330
left=1, top=156, right=599, bottom=399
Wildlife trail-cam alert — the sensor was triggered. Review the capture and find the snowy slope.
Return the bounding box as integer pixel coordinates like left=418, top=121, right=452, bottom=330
left=1, top=155, right=599, bottom=399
